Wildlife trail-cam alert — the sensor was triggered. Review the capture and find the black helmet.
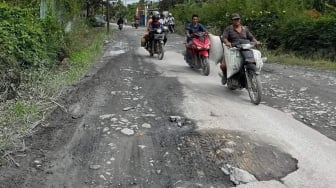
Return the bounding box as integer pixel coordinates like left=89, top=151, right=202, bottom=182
left=152, top=14, right=159, bottom=21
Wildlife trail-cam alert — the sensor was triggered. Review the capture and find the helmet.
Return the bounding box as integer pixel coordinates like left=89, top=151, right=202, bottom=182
left=168, top=13, right=172, bottom=16
left=152, top=14, right=159, bottom=21
left=152, top=11, right=159, bottom=17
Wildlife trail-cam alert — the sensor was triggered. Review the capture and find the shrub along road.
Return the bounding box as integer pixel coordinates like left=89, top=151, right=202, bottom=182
left=0, top=24, right=335, bottom=188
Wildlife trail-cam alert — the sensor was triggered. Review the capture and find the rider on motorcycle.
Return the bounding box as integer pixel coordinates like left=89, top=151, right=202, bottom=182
left=220, top=13, right=260, bottom=85
left=167, top=13, right=175, bottom=32
left=117, top=17, right=124, bottom=25
left=148, top=14, right=167, bottom=48
left=142, top=14, right=153, bottom=49
left=185, top=14, right=207, bottom=61
left=117, top=17, right=124, bottom=30
left=143, top=11, right=160, bottom=49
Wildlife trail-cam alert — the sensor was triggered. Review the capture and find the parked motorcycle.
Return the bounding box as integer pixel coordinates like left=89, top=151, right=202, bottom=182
left=146, top=26, right=167, bottom=60
left=118, top=24, right=123, bottom=30
left=185, top=32, right=211, bottom=76
left=222, top=39, right=267, bottom=105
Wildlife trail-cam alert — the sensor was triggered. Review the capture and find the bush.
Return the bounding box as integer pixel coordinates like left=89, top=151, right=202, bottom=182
left=0, top=4, right=43, bottom=67
left=0, top=3, right=67, bottom=101
left=0, top=3, right=66, bottom=69
left=171, top=0, right=336, bottom=61
left=245, top=11, right=283, bottom=49
left=281, top=15, right=336, bottom=60
left=40, top=16, right=67, bottom=63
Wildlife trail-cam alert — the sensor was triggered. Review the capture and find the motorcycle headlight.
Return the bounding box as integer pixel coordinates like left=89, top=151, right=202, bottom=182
left=157, top=28, right=162, bottom=33
left=241, top=43, right=252, bottom=49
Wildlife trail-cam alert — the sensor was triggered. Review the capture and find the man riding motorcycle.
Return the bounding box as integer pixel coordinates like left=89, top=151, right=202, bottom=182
left=220, top=13, right=260, bottom=85
left=167, top=13, right=175, bottom=32
left=185, top=14, right=207, bottom=62
left=148, top=14, right=164, bottom=48
left=117, top=17, right=124, bottom=30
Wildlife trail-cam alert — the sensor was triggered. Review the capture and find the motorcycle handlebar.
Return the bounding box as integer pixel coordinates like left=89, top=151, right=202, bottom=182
left=190, top=32, right=208, bottom=37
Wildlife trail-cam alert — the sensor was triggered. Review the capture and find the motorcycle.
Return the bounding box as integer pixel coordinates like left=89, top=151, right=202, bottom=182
left=146, top=26, right=168, bottom=60
left=185, top=32, right=211, bottom=76
left=166, top=20, right=175, bottom=33
left=222, top=39, right=267, bottom=105
left=133, top=20, right=139, bottom=29
left=118, top=24, right=123, bottom=30
left=168, top=23, right=175, bottom=33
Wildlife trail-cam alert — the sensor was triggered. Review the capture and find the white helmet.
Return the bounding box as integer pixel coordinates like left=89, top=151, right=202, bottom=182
left=168, top=13, right=172, bottom=16
left=152, top=11, right=160, bottom=17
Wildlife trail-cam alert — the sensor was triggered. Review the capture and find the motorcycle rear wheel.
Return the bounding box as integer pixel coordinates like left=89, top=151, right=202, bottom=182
left=157, top=42, right=164, bottom=60
left=201, top=57, right=210, bottom=76
left=246, top=71, right=262, bottom=105
left=149, top=43, right=154, bottom=56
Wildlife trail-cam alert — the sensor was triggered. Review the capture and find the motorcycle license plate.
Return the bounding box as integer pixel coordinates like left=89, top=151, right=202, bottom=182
left=154, top=34, right=164, bottom=40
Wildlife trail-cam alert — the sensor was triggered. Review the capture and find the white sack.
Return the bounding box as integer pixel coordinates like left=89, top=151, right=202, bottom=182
left=208, top=33, right=224, bottom=65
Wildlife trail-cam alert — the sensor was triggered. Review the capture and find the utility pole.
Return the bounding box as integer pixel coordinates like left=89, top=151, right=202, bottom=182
left=40, top=0, right=46, bottom=19
left=106, top=0, right=110, bottom=33
left=144, top=2, right=147, bottom=27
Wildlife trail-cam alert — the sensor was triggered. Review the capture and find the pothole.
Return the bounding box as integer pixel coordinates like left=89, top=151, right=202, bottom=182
left=161, top=128, right=298, bottom=186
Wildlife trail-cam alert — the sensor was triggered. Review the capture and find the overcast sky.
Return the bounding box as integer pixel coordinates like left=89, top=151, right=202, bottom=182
left=123, top=0, right=160, bottom=5
left=124, top=0, right=138, bottom=4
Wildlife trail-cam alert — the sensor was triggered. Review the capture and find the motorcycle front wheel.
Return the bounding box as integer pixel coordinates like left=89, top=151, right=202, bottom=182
left=201, top=56, right=210, bottom=76
left=157, top=42, right=164, bottom=60
left=149, top=42, right=154, bottom=56
left=169, top=25, right=175, bottom=33
left=246, top=70, right=262, bottom=105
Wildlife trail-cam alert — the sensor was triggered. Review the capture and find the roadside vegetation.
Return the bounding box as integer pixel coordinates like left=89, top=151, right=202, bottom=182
left=1, top=0, right=336, bottom=164
left=0, top=1, right=111, bottom=164
left=164, top=0, right=336, bottom=69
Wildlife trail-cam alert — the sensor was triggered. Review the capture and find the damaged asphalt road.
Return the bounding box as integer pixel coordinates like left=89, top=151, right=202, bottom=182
left=0, top=24, right=335, bottom=188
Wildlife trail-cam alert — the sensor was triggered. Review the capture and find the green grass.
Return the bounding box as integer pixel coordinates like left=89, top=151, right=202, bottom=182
left=265, top=51, right=336, bottom=71
left=66, top=35, right=105, bottom=84
left=0, top=25, right=111, bottom=160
